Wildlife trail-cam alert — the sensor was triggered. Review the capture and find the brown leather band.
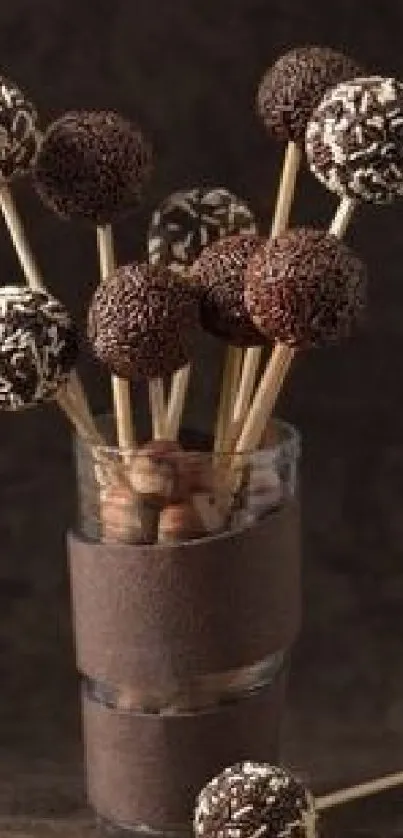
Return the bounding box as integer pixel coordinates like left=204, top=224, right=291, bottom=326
left=68, top=502, right=300, bottom=692
left=83, top=671, right=286, bottom=833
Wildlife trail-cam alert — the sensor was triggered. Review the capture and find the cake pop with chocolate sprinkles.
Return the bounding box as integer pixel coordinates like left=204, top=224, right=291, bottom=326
left=0, top=286, right=78, bottom=410
left=191, top=234, right=266, bottom=347
left=194, top=762, right=316, bottom=838
left=306, top=76, right=403, bottom=204
left=245, top=228, right=366, bottom=348
left=148, top=187, right=257, bottom=274
left=0, top=76, right=40, bottom=181
left=34, top=110, right=153, bottom=224
left=257, top=46, right=365, bottom=146
left=87, top=262, right=199, bottom=380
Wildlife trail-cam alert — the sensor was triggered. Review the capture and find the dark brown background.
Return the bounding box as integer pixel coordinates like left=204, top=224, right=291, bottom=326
left=1, top=1, right=403, bottom=835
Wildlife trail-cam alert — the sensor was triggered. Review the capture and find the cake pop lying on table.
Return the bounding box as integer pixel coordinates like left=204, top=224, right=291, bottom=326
left=194, top=762, right=316, bottom=838
left=0, top=286, right=77, bottom=410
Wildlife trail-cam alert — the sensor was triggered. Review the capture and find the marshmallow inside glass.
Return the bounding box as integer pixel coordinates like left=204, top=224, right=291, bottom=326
left=68, top=254, right=301, bottom=836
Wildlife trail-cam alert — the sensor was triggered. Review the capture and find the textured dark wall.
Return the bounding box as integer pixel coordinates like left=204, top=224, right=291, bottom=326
left=2, top=0, right=403, bottom=823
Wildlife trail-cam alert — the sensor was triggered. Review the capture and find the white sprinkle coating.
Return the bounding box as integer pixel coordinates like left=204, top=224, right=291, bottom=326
left=194, top=762, right=316, bottom=838
left=0, top=76, right=40, bottom=180
left=306, top=75, right=403, bottom=204
left=148, top=187, right=256, bottom=273
left=0, top=286, right=77, bottom=410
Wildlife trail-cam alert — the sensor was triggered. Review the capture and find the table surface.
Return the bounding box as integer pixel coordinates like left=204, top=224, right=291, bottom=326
left=1, top=786, right=403, bottom=838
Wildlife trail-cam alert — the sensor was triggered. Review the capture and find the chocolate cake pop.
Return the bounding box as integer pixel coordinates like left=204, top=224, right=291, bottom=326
left=245, top=228, right=366, bottom=348
left=87, top=262, right=199, bottom=380
left=191, top=234, right=266, bottom=347
left=306, top=76, right=403, bottom=204
left=0, top=286, right=77, bottom=410
left=148, top=187, right=257, bottom=274
left=194, top=762, right=316, bottom=838
left=34, top=110, right=153, bottom=224
left=257, top=46, right=365, bottom=145
left=0, top=77, right=40, bottom=181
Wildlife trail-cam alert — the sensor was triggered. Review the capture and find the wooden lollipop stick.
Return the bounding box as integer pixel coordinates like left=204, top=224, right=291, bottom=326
left=57, top=384, right=104, bottom=446
left=148, top=377, right=166, bottom=439
left=97, top=225, right=135, bottom=450
left=0, top=183, right=101, bottom=442
left=316, top=770, right=403, bottom=811
left=236, top=343, right=295, bottom=453
left=165, top=364, right=191, bottom=440
left=228, top=142, right=302, bottom=443
left=0, top=184, right=44, bottom=291
left=214, top=346, right=243, bottom=453
left=270, top=141, right=303, bottom=235
left=328, top=195, right=357, bottom=238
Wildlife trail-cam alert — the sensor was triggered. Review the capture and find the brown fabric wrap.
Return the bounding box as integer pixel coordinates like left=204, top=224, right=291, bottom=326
left=83, top=672, right=286, bottom=832
left=68, top=502, right=300, bottom=693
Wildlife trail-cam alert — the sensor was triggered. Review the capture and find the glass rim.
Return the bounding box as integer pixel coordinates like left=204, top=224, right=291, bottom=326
left=77, top=418, right=300, bottom=462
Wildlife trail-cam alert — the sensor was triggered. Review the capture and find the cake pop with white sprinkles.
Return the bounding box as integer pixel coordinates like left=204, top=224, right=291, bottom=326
left=87, top=262, right=199, bottom=380
left=191, top=234, right=266, bottom=347
left=148, top=187, right=257, bottom=274
left=306, top=76, right=403, bottom=204
left=194, top=762, right=316, bottom=838
left=0, top=76, right=40, bottom=180
left=0, top=286, right=78, bottom=410
left=34, top=110, right=153, bottom=224
left=257, top=46, right=365, bottom=146
left=245, top=228, right=366, bottom=348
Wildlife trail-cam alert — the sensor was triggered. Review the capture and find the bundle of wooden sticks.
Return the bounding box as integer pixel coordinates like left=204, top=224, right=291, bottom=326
left=0, top=48, right=402, bottom=541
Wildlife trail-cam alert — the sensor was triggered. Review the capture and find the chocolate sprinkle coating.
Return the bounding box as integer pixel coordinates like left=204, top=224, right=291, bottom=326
left=148, top=188, right=256, bottom=274
left=245, top=228, right=366, bottom=348
left=194, top=761, right=316, bottom=838
left=257, top=46, right=365, bottom=145
left=191, top=234, right=266, bottom=347
left=306, top=76, right=403, bottom=204
left=34, top=110, right=153, bottom=224
left=87, top=262, right=199, bottom=380
left=0, top=76, right=40, bottom=180
left=0, top=286, right=78, bottom=410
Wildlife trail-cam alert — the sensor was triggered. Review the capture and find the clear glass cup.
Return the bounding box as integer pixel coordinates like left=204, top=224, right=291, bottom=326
left=74, top=417, right=299, bottom=546
left=70, top=418, right=300, bottom=838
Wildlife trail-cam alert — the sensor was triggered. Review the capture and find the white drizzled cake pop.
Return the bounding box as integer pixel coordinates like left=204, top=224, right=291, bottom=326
left=148, top=187, right=257, bottom=274
left=194, top=762, right=316, bottom=838
left=0, top=76, right=40, bottom=180
left=0, top=286, right=78, bottom=410
left=306, top=76, right=403, bottom=204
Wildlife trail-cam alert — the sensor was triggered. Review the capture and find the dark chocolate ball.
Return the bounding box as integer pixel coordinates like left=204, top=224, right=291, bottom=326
left=34, top=110, right=153, bottom=224
left=87, top=262, right=199, bottom=380
left=194, top=762, right=316, bottom=838
left=0, top=76, right=40, bottom=181
left=0, top=286, right=78, bottom=410
left=245, top=228, right=366, bottom=348
left=191, top=234, right=266, bottom=347
left=148, top=187, right=256, bottom=274
left=306, top=76, right=403, bottom=204
left=257, top=46, right=365, bottom=145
